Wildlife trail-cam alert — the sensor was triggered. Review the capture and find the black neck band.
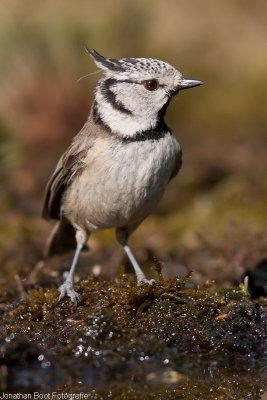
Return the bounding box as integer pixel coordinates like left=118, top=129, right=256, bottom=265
left=92, top=101, right=171, bottom=143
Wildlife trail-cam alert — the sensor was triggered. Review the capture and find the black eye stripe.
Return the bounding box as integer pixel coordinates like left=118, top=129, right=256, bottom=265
left=103, top=78, right=164, bottom=87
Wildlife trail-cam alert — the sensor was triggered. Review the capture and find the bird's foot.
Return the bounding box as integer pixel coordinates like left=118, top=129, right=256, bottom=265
left=137, top=277, right=156, bottom=286
left=58, top=281, right=80, bottom=305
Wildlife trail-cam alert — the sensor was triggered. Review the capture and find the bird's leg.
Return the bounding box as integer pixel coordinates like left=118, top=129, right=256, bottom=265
left=58, top=228, right=88, bottom=304
left=116, top=227, right=155, bottom=285
left=123, top=244, right=155, bottom=285
left=58, top=243, right=82, bottom=303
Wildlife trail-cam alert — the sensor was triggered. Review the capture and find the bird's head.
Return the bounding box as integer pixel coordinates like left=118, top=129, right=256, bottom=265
left=87, top=49, right=202, bottom=139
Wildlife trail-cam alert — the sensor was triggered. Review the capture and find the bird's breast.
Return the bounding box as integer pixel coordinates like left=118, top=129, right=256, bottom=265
left=64, top=132, right=180, bottom=230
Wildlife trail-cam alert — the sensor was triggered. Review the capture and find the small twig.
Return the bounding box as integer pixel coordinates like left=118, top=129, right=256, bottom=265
left=160, top=292, right=187, bottom=304
left=136, top=300, right=153, bottom=316
left=152, top=256, right=165, bottom=283
left=14, top=274, right=27, bottom=300
left=28, top=260, right=45, bottom=285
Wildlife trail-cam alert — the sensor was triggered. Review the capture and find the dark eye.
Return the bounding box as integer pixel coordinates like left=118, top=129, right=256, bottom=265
left=145, top=79, right=158, bottom=91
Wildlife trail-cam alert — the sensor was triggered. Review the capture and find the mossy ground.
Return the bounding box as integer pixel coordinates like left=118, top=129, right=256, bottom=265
left=1, top=266, right=267, bottom=398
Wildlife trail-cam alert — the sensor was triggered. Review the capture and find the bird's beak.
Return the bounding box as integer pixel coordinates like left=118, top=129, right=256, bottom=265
left=178, top=78, right=203, bottom=90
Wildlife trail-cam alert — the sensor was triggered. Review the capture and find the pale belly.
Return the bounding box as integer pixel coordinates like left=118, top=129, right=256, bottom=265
left=63, top=133, right=180, bottom=231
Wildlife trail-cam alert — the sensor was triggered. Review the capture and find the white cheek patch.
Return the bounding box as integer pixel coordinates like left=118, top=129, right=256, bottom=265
left=114, top=83, right=167, bottom=115
left=95, top=89, right=160, bottom=138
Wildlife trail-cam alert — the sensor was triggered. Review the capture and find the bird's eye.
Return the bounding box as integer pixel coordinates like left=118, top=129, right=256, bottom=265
left=145, top=79, right=158, bottom=91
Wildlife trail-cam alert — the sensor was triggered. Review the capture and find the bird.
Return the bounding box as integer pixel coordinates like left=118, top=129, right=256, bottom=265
left=42, top=49, right=203, bottom=304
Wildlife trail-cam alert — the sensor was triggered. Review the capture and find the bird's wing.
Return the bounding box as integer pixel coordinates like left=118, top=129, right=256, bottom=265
left=42, top=147, right=88, bottom=220
left=42, top=117, right=99, bottom=220
left=169, top=149, right=182, bottom=181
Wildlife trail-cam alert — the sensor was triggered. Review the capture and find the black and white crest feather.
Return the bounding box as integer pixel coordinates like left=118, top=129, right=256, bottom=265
left=86, top=48, right=179, bottom=80
left=86, top=48, right=127, bottom=73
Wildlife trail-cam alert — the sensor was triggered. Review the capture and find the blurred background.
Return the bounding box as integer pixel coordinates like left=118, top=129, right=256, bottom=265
left=1, top=0, right=267, bottom=287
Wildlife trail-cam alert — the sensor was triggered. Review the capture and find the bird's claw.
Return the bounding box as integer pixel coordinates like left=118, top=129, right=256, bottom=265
left=137, top=278, right=156, bottom=286
left=58, top=282, right=80, bottom=306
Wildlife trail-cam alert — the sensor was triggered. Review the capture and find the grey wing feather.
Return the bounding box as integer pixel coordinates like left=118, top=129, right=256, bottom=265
left=42, top=148, right=87, bottom=220
left=169, top=149, right=182, bottom=181
left=42, top=119, right=96, bottom=220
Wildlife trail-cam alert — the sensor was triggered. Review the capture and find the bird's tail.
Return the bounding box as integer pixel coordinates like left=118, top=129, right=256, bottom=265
left=45, top=218, right=78, bottom=257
